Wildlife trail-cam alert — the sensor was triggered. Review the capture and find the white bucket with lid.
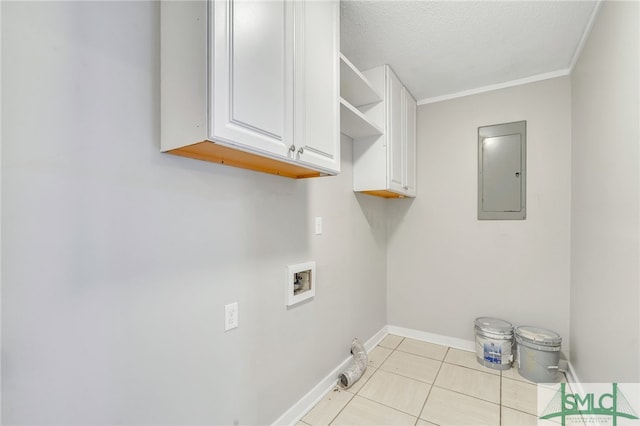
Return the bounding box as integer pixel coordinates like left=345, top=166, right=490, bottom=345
left=515, top=325, right=562, bottom=383
left=474, top=317, right=514, bottom=370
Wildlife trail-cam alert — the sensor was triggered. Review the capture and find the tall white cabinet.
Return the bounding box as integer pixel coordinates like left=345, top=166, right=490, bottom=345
left=161, top=0, right=339, bottom=179
left=351, top=64, right=417, bottom=198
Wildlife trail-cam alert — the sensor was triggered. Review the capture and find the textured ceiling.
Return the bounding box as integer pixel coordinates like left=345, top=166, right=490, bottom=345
left=341, top=1, right=599, bottom=104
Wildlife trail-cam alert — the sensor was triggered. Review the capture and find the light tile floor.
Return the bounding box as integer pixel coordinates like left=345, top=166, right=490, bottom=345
left=298, top=334, right=573, bottom=426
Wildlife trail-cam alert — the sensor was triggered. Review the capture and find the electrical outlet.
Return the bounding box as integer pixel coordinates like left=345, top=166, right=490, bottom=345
left=224, top=302, right=238, bottom=331
left=315, top=217, right=323, bottom=235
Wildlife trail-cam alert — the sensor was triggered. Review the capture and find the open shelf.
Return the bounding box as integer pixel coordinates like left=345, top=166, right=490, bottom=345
left=340, top=97, right=383, bottom=139
left=340, top=53, right=384, bottom=139
left=340, top=53, right=382, bottom=107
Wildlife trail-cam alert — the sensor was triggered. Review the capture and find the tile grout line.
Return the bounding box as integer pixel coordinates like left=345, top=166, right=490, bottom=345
left=440, top=359, right=502, bottom=376
left=428, top=384, right=502, bottom=407
left=327, top=350, right=390, bottom=425
left=354, top=393, right=422, bottom=421
left=325, top=385, right=355, bottom=425
left=376, top=339, right=446, bottom=385
left=416, top=346, right=449, bottom=425
left=363, top=340, right=432, bottom=422
left=376, top=366, right=439, bottom=386
left=383, top=339, right=507, bottom=421
left=372, top=337, right=431, bottom=426
left=329, top=338, right=401, bottom=425
left=501, top=404, right=551, bottom=419
left=392, top=338, right=502, bottom=376
left=333, top=339, right=427, bottom=424
left=434, top=361, right=503, bottom=406
left=377, top=341, right=430, bottom=422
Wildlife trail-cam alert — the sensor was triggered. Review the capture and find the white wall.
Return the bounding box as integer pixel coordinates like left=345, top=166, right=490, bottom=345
left=1, top=2, right=387, bottom=424
left=570, top=1, right=639, bottom=382
left=4, top=2, right=637, bottom=423
left=387, top=77, right=572, bottom=356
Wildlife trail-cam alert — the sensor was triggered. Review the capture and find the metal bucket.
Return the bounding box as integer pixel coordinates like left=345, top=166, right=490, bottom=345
left=474, top=317, right=514, bottom=370
left=515, top=325, right=562, bottom=383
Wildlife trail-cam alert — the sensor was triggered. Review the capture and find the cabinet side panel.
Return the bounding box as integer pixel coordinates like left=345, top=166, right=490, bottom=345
left=404, top=89, right=417, bottom=196
left=354, top=66, right=387, bottom=192
left=353, top=134, right=387, bottom=191
left=386, top=66, right=404, bottom=192
left=160, top=1, right=207, bottom=151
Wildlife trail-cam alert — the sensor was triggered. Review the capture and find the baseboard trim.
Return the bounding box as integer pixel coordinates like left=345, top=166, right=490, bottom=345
left=363, top=325, right=390, bottom=353
left=565, top=361, right=584, bottom=391
left=271, top=326, right=389, bottom=426
left=387, top=325, right=476, bottom=352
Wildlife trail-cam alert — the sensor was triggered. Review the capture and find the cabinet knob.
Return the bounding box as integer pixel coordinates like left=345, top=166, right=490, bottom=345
left=289, top=145, right=296, bottom=153
left=298, top=147, right=304, bottom=155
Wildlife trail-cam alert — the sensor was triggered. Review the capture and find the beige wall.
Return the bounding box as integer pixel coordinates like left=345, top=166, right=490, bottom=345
left=570, top=1, right=639, bottom=382
left=387, top=77, right=572, bottom=356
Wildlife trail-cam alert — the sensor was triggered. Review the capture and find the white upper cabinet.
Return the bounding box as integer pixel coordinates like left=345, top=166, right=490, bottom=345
left=161, top=0, right=339, bottom=179
left=211, top=0, right=293, bottom=159
left=294, top=1, right=340, bottom=173
left=350, top=64, right=417, bottom=198
left=387, top=68, right=404, bottom=194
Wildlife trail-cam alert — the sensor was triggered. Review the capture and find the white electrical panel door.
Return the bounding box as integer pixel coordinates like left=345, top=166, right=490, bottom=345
left=212, top=0, right=293, bottom=158
left=482, top=135, right=521, bottom=211
left=478, top=121, right=526, bottom=220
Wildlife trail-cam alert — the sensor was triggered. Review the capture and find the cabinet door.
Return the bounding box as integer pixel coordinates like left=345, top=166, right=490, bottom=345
left=293, top=1, right=340, bottom=174
left=403, top=88, right=417, bottom=196
left=211, top=0, right=293, bottom=158
left=387, top=67, right=404, bottom=192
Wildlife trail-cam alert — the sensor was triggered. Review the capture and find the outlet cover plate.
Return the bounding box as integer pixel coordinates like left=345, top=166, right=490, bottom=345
left=225, top=302, right=238, bottom=331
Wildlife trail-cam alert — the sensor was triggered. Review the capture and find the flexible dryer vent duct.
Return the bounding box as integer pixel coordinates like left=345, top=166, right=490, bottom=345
left=338, top=338, right=368, bottom=389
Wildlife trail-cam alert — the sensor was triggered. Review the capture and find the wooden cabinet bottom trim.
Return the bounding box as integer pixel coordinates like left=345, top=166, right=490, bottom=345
left=357, top=189, right=407, bottom=199
left=166, top=141, right=324, bottom=179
